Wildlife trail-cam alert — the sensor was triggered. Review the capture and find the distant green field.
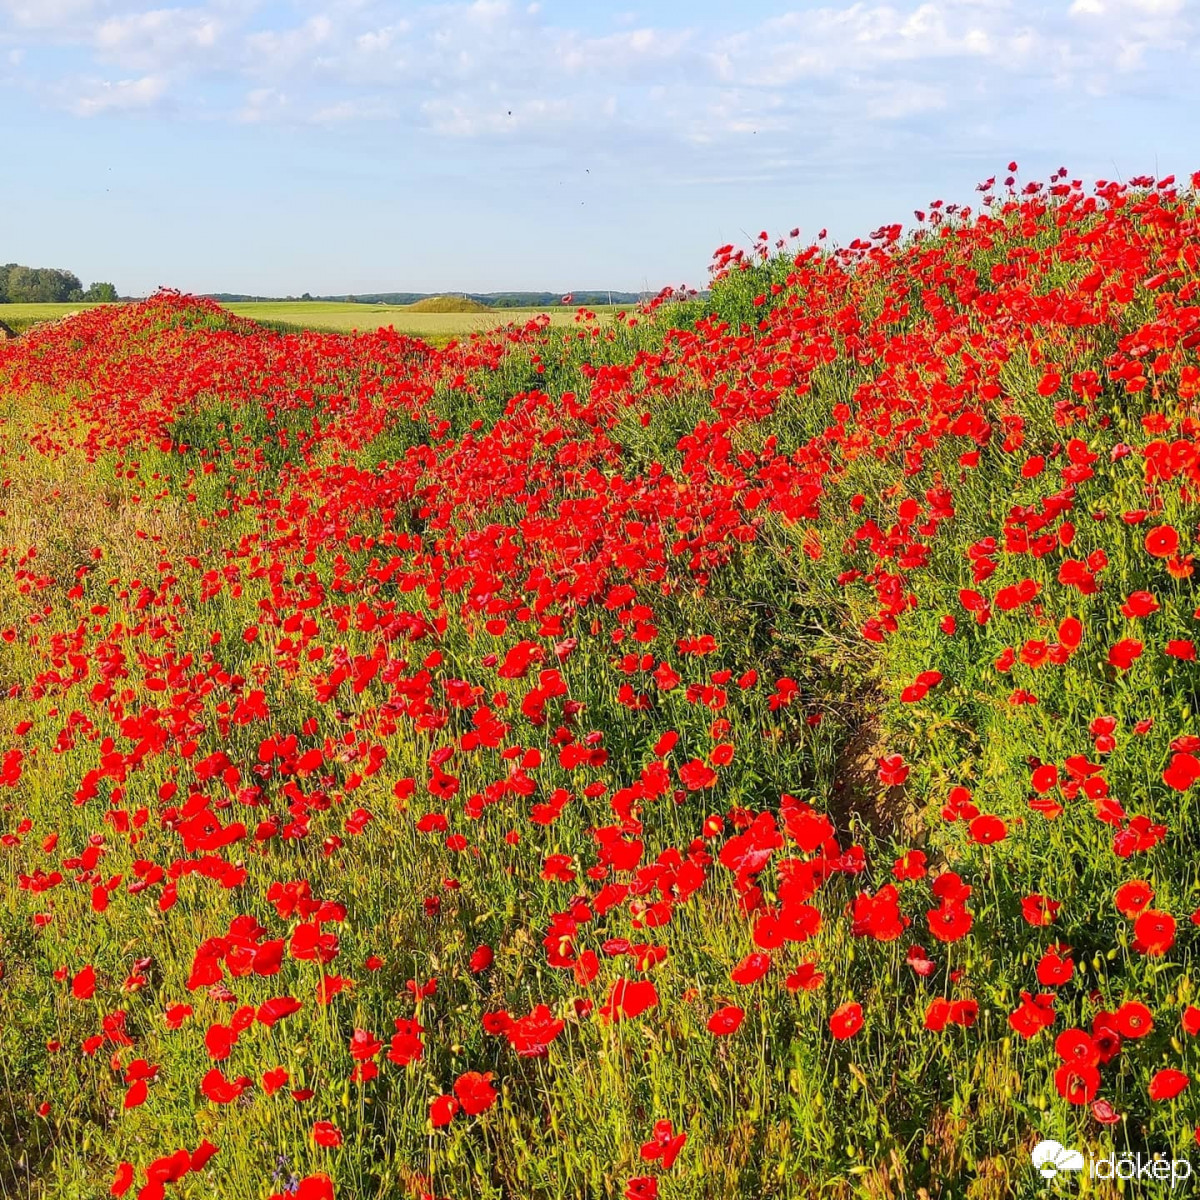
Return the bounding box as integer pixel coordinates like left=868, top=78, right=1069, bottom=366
left=0, top=300, right=620, bottom=340
left=0, top=302, right=111, bottom=319
left=224, top=300, right=619, bottom=337
left=0, top=302, right=109, bottom=329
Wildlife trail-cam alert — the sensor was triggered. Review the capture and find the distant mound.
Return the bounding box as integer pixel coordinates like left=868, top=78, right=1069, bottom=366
left=406, top=295, right=492, bottom=313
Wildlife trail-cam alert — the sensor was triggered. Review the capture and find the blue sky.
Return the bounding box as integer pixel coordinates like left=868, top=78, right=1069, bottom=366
left=1, top=0, right=1196, bottom=296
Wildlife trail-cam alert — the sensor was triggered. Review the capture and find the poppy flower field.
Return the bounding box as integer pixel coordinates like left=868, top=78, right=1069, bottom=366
left=3, top=167, right=1200, bottom=1199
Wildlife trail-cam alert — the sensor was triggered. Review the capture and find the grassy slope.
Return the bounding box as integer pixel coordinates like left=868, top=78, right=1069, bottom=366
left=0, top=303, right=111, bottom=335
left=2, top=179, right=1200, bottom=1200
left=2, top=300, right=620, bottom=339
left=0, top=303, right=110, bottom=320
left=405, top=297, right=492, bottom=314
left=223, top=301, right=618, bottom=336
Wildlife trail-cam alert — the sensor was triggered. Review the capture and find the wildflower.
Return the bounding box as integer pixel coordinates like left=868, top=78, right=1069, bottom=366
left=453, top=1071, right=498, bottom=1116
left=706, top=1006, right=745, bottom=1035
left=829, top=1001, right=864, bottom=1040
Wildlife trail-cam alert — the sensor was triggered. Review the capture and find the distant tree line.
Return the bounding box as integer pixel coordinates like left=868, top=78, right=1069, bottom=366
left=205, top=290, right=667, bottom=307
left=0, top=264, right=118, bottom=304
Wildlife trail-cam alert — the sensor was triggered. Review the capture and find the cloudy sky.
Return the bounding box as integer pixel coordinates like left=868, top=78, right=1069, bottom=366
left=1, top=0, right=1196, bottom=296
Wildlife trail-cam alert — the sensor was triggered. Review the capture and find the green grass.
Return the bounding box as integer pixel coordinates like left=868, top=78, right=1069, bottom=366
left=0, top=302, right=110, bottom=326
left=405, top=295, right=493, bottom=313
left=223, top=300, right=620, bottom=337
left=1, top=300, right=623, bottom=341
left=6, top=179, right=1200, bottom=1198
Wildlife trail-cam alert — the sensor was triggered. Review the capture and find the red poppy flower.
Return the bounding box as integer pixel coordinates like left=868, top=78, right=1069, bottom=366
left=678, top=759, right=717, bottom=791
left=1008, top=992, right=1056, bottom=1039
left=1115, top=880, right=1154, bottom=917
left=348, top=1028, right=382, bottom=1060
left=278, top=1176, right=334, bottom=1200
left=1148, top=1068, right=1189, bottom=1101
left=201, top=1068, right=251, bottom=1105
left=1020, top=894, right=1060, bottom=927
left=1054, top=1061, right=1100, bottom=1105
left=257, top=997, right=302, bottom=1028
left=1107, top=638, right=1144, bottom=671
left=262, top=1067, right=289, bottom=1095
left=785, top=962, right=825, bottom=991
left=1059, top=616, right=1083, bottom=648
left=430, top=1094, right=459, bottom=1127
left=1091, top=1015, right=1123, bottom=1064
left=507, top=1005, right=565, bottom=1057
left=1164, top=751, right=1200, bottom=791
left=387, top=1018, right=425, bottom=1066
left=312, top=1121, right=343, bottom=1148
left=110, top=1163, right=134, bottom=1197
left=707, top=1006, right=745, bottom=1036
left=1030, top=764, right=1058, bottom=793
left=730, top=953, right=771, bottom=985
left=924, top=999, right=951, bottom=1031
left=1115, top=1001, right=1154, bottom=1038
left=877, top=755, right=909, bottom=787
left=453, top=1071, right=498, bottom=1116
left=1036, top=947, right=1074, bottom=987
left=624, top=1178, right=658, bottom=1200
left=893, top=849, right=927, bottom=880
left=601, top=978, right=659, bottom=1022
left=967, top=814, right=1007, bottom=845
left=1121, top=590, right=1160, bottom=618
left=1133, top=909, right=1176, bottom=956
left=72, top=965, right=96, bottom=1000
left=204, top=1023, right=235, bottom=1061
left=829, top=1001, right=863, bottom=1040
left=927, top=900, right=973, bottom=943
left=1054, top=1029, right=1099, bottom=1066
left=1145, top=525, right=1180, bottom=558
left=640, top=1119, right=687, bottom=1169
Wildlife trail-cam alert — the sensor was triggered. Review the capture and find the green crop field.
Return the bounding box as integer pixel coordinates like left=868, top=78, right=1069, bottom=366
left=223, top=301, right=620, bottom=337
left=0, top=302, right=110, bottom=332
left=1, top=300, right=620, bottom=340
left=0, top=302, right=111, bottom=320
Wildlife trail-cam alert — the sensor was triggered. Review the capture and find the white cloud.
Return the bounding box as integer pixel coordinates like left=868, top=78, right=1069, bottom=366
left=95, top=8, right=222, bottom=69
left=354, top=23, right=408, bottom=54
left=71, top=70, right=167, bottom=114
left=237, top=84, right=286, bottom=123
left=421, top=93, right=578, bottom=137
left=861, top=79, right=948, bottom=120
left=0, top=0, right=1195, bottom=148
left=466, top=0, right=510, bottom=23
left=311, top=95, right=394, bottom=122
left=1073, top=0, right=1185, bottom=13
left=557, top=26, right=693, bottom=76
left=245, top=15, right=334, bottom=75
left=0, top=0, right=105, bottom=33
